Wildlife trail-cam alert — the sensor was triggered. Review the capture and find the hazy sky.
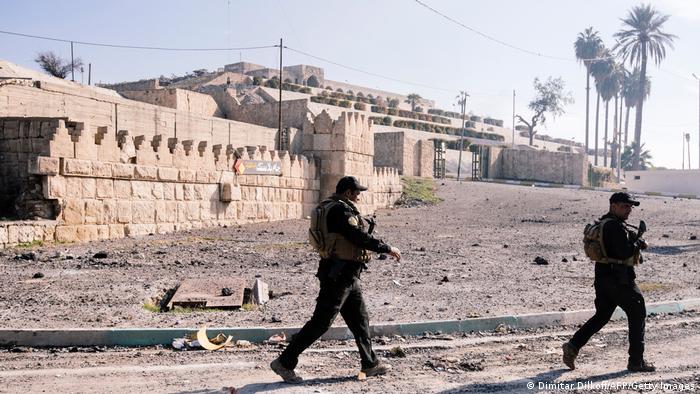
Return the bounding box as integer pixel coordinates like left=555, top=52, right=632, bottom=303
left=2, top=0, right=698, bottom=169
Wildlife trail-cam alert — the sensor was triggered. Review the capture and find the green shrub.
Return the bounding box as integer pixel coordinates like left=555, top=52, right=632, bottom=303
left=328, top=98, right=339, bottom=106
left=414, top=106, right=423, bottom=113
left=388, top=108, right=398, bottom=115
left=339, top=100, right=352, bottom=108
left=354, top=102, right=367, bottom=110
left=371, top=105, right=387, bottom=114
left=300, top=87, right=312, bottom=94
left=253, top=76, right=262, bottom=85
left=383, top=116, right=392, bottom=125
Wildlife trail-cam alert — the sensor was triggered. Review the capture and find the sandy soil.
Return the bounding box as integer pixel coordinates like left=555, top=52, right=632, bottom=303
left=1, top=180, right=699, bottom=329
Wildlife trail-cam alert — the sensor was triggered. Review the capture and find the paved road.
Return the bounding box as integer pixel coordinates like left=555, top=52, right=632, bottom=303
left=1, top=312, right=698, bottom=393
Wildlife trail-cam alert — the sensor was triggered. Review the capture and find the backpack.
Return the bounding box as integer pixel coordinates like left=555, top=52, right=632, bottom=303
left=583, top=218, right=613, bottom=261
left=309, top=199, right=337, bottom=258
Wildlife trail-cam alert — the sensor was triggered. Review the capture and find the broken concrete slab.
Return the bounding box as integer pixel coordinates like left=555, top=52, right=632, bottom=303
left=167, top=278, right=245, bottom=309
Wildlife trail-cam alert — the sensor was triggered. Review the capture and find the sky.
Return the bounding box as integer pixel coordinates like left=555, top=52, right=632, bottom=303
left=2, top=0, right=699, bottom=169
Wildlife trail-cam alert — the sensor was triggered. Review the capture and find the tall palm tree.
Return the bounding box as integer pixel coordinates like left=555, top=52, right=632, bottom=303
left=574, top=27, right=604, bottom=155
left=597, top=63, right=621, bottom=168
left=614, top=4, right=676, bottom=170
left=590, top=48, right=614, bottom=166
left=621, top=67, right=651, bottom=146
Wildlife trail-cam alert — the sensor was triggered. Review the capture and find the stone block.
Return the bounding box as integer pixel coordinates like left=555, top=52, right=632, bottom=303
left=77, top=225, right=99, bottom=242
left=116, top=201, right=132, bottom=223
left=155, top=201, right=177, bottom=223
left=92, top=162, right=112, bottom=178
left=109, top=224, right=125, bottom=239
left=7, top=226, right=20, bottom=244
left=193, top=184, right=206, bottom=200
left=62, top=199, right=84, bottom=224
left=196, top=170, right=209, bottom=183
left=84, top=199, right=103, bottom=224
left=81, top=178, right=96, bottom=198
left=222, top=201, right=238, bottom=220
left=55, top=226, right=79, bottom=243
left=42, top=176, right=65, bottom=199
left=62, top=158, right=93, bottom=176
left=131, top=181, right=152, bottom=200
left=0, top=226, right=7, bottom=244
left=151, top=182, right=163, bottom=199
left=179, top=169, right=196, bottom=182
left=124, top=224, right=156, bottom=237
left=174, top=184, right=184, bottom=200
left=134, top=165, right=158, bottom=180
left=182, top=184, right=195, bottom=200
left=200, top=201, right=212, bottom=221
left=156, top=223, right=174, bottom=235
left=42, top=225, right=56, bottom=242
left=163, top=183, right=176, bottom=200
left=157, top=167, right=179, bottom=181
left=177, top=202, right=187, bottom=222
left=29, top=156, right=60, bottom=175
left=96, top=225, right=110, bottom=240
left=186, top=201, right=200, bottom=220
left=65, top=177, right=83, bottom=198
left=132, top=201, right=155, bottom=223
left=111, top=163, right=134, bottom=179
left=114, top=180, right=132, bottom=199
left=96, top=179, right=114, bottom=198
left=101, top=200, right=117, bottom=224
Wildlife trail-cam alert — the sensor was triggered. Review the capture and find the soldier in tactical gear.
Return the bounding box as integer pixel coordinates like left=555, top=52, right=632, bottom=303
left=270, top=176, right=401, bottom=383
left=563, top=192, right=655, bottom=373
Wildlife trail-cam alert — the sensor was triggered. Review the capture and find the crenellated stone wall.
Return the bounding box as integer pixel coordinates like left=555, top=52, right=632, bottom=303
left=302, top=111, right=402, bottom=213
left=374, top=131, right=433, bottom=177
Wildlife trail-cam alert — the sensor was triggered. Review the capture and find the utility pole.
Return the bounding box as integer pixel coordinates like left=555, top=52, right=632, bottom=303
left=456, top=90, right=469, bottom=182
left=686, top=133, right=691, bottom=170
left=512, top=90, right=515, bottom=148
left=682, top=132, right=686, bottom=169
left=694, top=74, right=700, bottom=169
left=70, top=41, right=75, bottom=82
left=88, top=63, right=91, bottom=85
left=278, top=38, right=283, bottom=149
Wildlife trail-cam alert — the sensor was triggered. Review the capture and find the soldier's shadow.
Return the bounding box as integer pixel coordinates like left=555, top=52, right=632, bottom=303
left=437, top=369, right=629, bottom=393
left=647, top=244, right=700, bottom=256
left=232, top=375, right=356, bottom=393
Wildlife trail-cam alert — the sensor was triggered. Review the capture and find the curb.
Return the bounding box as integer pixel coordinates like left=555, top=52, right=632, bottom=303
left=479, top=178, right=700, bottom=200
left=1, top=298, right=698, bottom=348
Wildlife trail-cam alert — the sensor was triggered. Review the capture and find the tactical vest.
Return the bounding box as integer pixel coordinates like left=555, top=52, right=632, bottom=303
left=309, top=198, right=371, bottom=263
left=583, top=217, right=637, bottom=266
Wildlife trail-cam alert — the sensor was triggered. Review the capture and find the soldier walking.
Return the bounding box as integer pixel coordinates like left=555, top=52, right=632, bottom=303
left=271, top=176, right=402, bottom=383
left=563, top=192, right=655, bottom=372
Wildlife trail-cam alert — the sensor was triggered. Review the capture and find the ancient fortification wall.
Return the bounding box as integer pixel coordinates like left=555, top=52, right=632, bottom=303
left=487, top=147, right=588, bottom=185
left=0, top=70, right=401, bottom=248
left=120, top=89, right=224, bottom=118
left=374, top=132, right=433, bottom=177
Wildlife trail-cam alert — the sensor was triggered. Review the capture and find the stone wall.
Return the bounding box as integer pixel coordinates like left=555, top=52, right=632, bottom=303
left=373, top=131, right=433, bottom=177
left=625, top=169, right=700, bottom=195
left=487, top=147, right=588, bottom=185
left=302, top=111, right=402, bottom=213
left=226, top=98, right=310, bottom=132
left=0, top=80, right=276, bottom=149
left=0, top=117, right=319, bottom=246
left=119, top=89, right=224, bottom=118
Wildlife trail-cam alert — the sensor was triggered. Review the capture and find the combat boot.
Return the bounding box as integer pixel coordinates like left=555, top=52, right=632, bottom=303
left=562, top=342, right=579, bottom=370
left=627, top=359, right=656, bottom=372
left=270, top=357, right=303, bottom=383
left=361, top=362, right=392, bottom=377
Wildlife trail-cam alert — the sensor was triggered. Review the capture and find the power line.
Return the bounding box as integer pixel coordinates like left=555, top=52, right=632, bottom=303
left=284, top=45, right=457, bottom=93
left=0, top=29, right=277, bottom=52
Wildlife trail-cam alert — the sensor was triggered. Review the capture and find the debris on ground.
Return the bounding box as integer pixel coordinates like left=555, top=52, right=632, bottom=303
left=534, top=256, right=549, bottom=265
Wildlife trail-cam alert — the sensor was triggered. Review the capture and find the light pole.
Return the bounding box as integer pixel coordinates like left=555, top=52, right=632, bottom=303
left=456, top=90, right=469, bottom=182
left=693, top=73, right=700, bottom=170
left=686, top=133, right=691, bottom=170
left=512, top=90, right=516, bottom=148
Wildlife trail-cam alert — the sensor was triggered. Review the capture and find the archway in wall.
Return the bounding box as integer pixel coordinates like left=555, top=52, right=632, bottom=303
left=306, top=75, right=320, bottom=88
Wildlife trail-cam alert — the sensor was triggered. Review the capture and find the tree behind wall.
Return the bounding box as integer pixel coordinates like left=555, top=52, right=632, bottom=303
left=34, top=51, right=83, bottom=79
left=516, top=77, right=573, bottom=146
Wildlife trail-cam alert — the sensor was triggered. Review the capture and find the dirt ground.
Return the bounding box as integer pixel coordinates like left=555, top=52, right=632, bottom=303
left=0, top=311, right=698, bottom=393
left=1, top=180, right=699, bottom=330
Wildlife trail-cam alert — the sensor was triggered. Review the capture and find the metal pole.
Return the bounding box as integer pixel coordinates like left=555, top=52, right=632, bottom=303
left=512, top=90, right=515, bottom=148
left=278, top=38, right=283, bottom=149
left=694, top=74, right=700, bottom=169
left=682, top=133, right=685, bottom=169
left=70, top=41, right=75, bottom=82
left=687, top=133, right=691, bottom=170
left=88, top=63, right=91, bottom=85
left=456, top=91, right=468, bottom=182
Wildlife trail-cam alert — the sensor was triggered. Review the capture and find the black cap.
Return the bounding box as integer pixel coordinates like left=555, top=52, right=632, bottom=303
left=335, top=176, right=368, bottom=194
left=610, top=192, right=640, bottom=206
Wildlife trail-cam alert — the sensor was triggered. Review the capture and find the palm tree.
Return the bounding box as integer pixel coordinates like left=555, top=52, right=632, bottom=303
left=590, top=48, right=614, bottom=166
left=574, top=27, right=604, bottom=155
left=621, top=67, right=651, bottom=146
left=614, top=4, right=676, bottom=170
left=596, top=63, right=621, bottom=168
left=621, top=144, right=653, bottom=170
left=405, top=93, right=422, bottom=112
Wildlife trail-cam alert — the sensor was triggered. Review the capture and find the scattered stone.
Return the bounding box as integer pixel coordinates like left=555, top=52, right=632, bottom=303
left=377, top=254, right=388, bottom=260
left=388, top=346, right=406, bottom=358
left=459, top=358, right=485, bottom=371
left=690, top=235, right=697, bottom=240
left=572, top=256, right=578, bottom=261
left=471, top=243, right=480, bottom=247
left=270, top=316, right=282, bottom=323
left=32, top=272, right=44, bottom=279
left=417, top=246, right=426, bottom=252
left=534, top=256, right=549, bottom=265
left=93, top=251, right=109, bottom=259
left=683, top=263, right=687, bottom=267
left=503, top=244, right=509, bottom=248
left=662, top=234, right=670, bottom=238
left=440, top=275, right=450, bottom=283
left=15, top=252, right=36, bottom=261
left=561, top=257, right=568, bottom=263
